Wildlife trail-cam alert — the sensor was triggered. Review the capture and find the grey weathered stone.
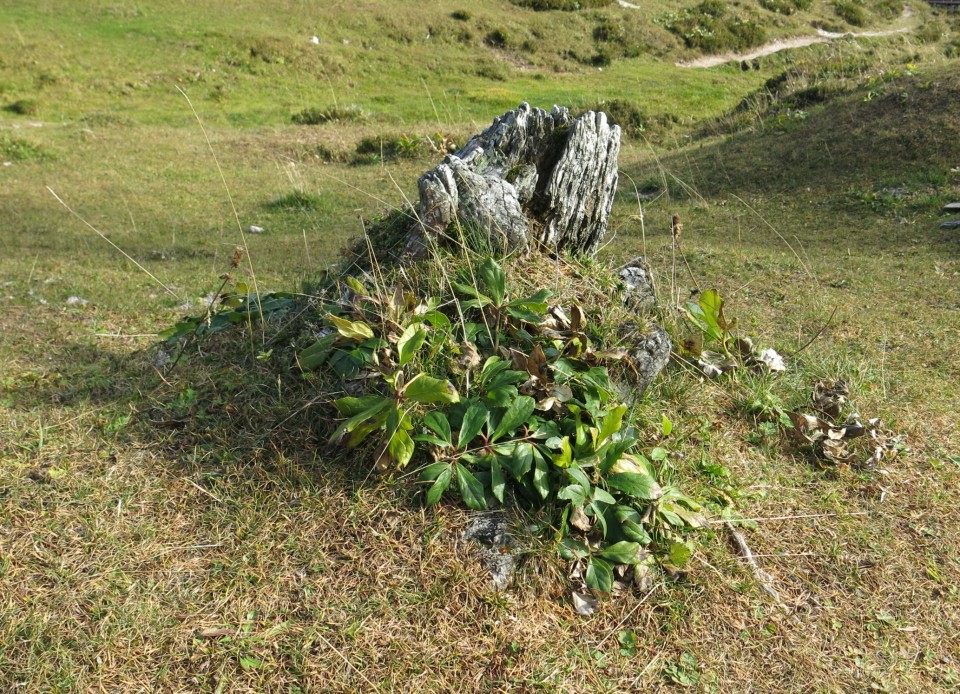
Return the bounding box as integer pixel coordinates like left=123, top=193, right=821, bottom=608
left=630, top=323, right=672, bottom=395
left=415, top=102, right=621, bottom=255
left=616, top=321, right=672, bottom=398
left=462, top=511, right=517, bottom=590
left=619, top=258, right=657, bottom=313
left=940, top=220, right=960, bottom=230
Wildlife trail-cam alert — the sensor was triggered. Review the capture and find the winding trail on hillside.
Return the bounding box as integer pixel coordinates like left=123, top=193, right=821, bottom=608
left=673, top=6, right=916, bottom=68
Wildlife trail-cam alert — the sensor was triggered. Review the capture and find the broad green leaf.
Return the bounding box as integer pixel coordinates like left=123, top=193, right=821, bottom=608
left=458, top=401, right=488, bottom=449
left=387, top=427, right=415, bottom=468
left=698, top=290, right=724, bottom=342
left=403, top=374, right=460, bottom=404
left=650, top=447, right=668, bottom=462
left=532, top=449, right=550, bottom=499
left=485, top=385, right=518, bottom=408
left=559, top=537, right=589, bottom=560
left=599, top=541, right=642, bottom=565
left=239, top=656, right=264, bottom=671
left=620, top=518, right=652, bottom=545
left=425, top=466, right=452, bottom=505
left=501, top=441, right=534, bottom=480
left=598, top=405, right=628, bottom=445
left=456, top=464, right=487, bottom=510
left=462, top=298, right=491, bottom=312
left=490, top=457, right=506, bottom=503
left=504, top=305, right=543, bottom=323
left=557, top=484, right=587, bottom=507
left=508, top=288, right=550, bottom=312
left=609, top=453, right=657, bottom=478
left=397, top=325, right=428, bottom=367
left=492, top=395, right=535, bottom=442
left=328, top=398, right=393, bottom=443
left=479, top=257, right=506, bottom=306
left=327, top=314, right=375, bottom=341
left=668, top=541, right=694, bottom=568
left=334, top=396, right=388, bottom=417
left=661, top=415, right=674, bottom=437
left=599, top=427, right=641, bottom=474
left=347, top=408, right=390, bottom=447
left=614, top=506, right=653, bottom=545
left=418, top=462, right=449, bottom=481
left=591, top=501, right=609, bottom=537
left=480, top=356, right=508, bottom=385
left=566, top=465, right=591, bottom=494
left=592, top=488, right=617, bottom=506
left=586, top=556, right=613, bottom=593
left=451, top=281, right=485, bottom=301
left=421, top=309, right=451, bottom=330
left=551, top=437, right=573, bottom=468
left=345, top=276, right=367, bottom=295
left=413, top=434, right=451, bottom=447
left=423, top=411, right=452, bottom=445
left=619, top=630, right=638, bottom=657
left=299, top=333, right=337, bottom=370
left=606, top=472, right=663, bottom=500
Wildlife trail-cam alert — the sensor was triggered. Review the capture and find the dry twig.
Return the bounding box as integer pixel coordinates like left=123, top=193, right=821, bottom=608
left=725, top=521, right=788, bottom=612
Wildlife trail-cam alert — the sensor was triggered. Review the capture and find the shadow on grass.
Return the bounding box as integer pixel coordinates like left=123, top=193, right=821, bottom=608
left=4, top=316, right=407, bottom=502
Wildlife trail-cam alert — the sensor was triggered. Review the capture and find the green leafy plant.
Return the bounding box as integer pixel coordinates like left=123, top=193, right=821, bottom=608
left=183, top=255, right=706, bottom=597
left=680, top=289, right=786, bottom=378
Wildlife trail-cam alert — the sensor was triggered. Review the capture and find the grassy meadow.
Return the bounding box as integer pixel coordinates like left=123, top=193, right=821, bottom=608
left=1, top=0, right=959, bottom=691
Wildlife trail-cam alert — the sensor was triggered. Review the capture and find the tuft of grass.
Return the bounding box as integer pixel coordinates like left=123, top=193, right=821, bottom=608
left=352, top=133, right=431, bottom=163
left=3, top=98, right=40, bottom=116
left=291, top=104, right=369, bottom=125
left=0, top=135, right=49, bottom=161
left=263, top=190, right=323, bottom=211
left=510, top=0, right=613, bottom=10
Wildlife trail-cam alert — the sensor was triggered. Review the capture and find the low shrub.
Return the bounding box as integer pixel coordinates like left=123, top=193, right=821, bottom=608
left=833, top=0, right=867, bottom=27
left=658, top=1, right=767, bottom=54
left=353, top=133, right=428, bottom=163
left=759, top=0, right=812, bottom=15
left=588, top=99, right=648, bottom=136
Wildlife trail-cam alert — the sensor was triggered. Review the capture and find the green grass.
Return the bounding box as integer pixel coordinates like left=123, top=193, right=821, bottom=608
left=2, top=0, right=960, bottom=691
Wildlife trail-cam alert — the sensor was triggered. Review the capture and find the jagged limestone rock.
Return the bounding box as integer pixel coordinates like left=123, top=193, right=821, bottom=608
left=415, top=102, right=621, bottom=255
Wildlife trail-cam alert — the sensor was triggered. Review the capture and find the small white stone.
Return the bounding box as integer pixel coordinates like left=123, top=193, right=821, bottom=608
left=247, top=225, right=265, bottom=234
left=66, top=296, right=89, bottom=306
left=310, top=36, right=320, bottom=44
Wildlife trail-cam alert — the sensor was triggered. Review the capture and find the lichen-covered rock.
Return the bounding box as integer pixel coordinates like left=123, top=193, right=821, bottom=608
left=415, top=102, right=621, bottom=255
left=617, top=322, right=672, bottom=398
